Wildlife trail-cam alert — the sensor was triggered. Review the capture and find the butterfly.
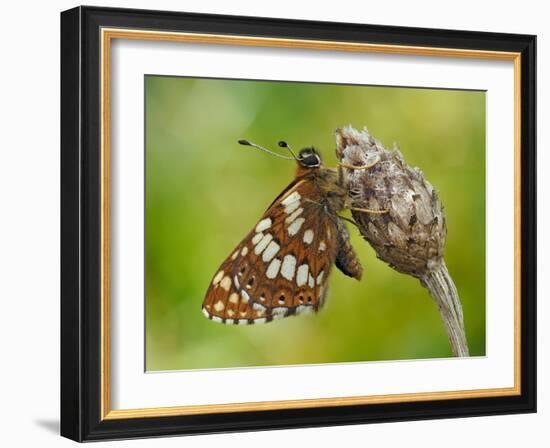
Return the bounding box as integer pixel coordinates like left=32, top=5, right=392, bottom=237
left=202, top=138, right=386, bottom=325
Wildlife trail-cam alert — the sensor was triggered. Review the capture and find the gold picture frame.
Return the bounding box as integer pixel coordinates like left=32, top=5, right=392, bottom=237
left=61, top=6, right=536, bottom=442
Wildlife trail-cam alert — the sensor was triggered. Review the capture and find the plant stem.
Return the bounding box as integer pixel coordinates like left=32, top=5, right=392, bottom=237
left=421, top=261, right=470, bottom=357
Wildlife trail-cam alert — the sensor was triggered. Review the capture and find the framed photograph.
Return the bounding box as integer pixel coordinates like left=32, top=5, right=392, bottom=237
left=60, top=6, right=536, bottom=442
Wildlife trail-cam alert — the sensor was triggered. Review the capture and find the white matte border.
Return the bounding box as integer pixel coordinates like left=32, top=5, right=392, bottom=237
left=110, top=37, right=515, bottom=410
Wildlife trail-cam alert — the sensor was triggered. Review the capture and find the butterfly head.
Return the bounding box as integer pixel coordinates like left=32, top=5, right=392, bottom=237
left=297, top=147, right=322, bottom=169
left=278, top=141, right=322, bottom=175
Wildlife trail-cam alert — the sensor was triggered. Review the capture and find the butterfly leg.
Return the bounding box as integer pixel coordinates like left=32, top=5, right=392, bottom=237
left=338, top=155, right=380, bottom=171
left=350, top=206, right=389, bottom=215
left=336, top=156, right=381, bottom=194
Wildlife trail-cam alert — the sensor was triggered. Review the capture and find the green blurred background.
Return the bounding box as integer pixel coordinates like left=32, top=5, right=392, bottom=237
left=145, top=75, right=486, bottom=371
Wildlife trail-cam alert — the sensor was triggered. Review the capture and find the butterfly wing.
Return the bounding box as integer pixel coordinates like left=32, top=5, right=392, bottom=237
left=202, top=178, right=340, bottom=324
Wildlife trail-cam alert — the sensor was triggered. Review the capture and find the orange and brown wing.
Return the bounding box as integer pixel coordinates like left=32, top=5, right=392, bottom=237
left=202, top=179, right=339, bottom=324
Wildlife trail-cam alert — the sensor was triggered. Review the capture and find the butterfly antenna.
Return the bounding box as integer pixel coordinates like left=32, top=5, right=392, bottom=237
left=238, top=139, right=295, bottom=160
left=277, top=140, right=300, bottom=161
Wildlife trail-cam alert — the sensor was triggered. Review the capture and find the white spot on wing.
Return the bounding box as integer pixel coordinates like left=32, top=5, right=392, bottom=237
left=255, top=218, right=272, bottom=233
left=202, top=308, right=210, bottom=318
left=240, top=246, right=248, bottom=256
left=214, top=300, right=225, bottom=312
left=240, top=290, right=250, bottom=304
left=281, top=191, right=301, bottom=206
left=282, top=191, right=302, bottom=215
left=287, top=217, right=305, bottom=236
left=262, top=240, right=280, bottom=262
left=271, top=307, right=287, bottom=319
left=252, top=232, right=264, bottom=245
left=220, top=276, right=231, bottom=291
left=252, top=302, right=266, bottom=312
left=285, top=207, right=303, bottom=224
left=281, top=255, right=297, bottom=280
left=316, top=270, right=324, bottom=285
left=231, top=251, right=239, bottom=260
left=229, top=293, right=239, bottom=304
left=319, top=241, right=326, bottom=252
left=303, top=229, right=314, bottom=244
left=211, top=316, right=223, bottom=323
left=296, top=264, right=309, bottom=287
left=285, top=201, right=300, bottom=215
left=254, top=318, right=267, bottom=324
left=296, top=305, right=315, bottom=315
left=308, top=274, right=315, bottom=288
left=266, top=258, right=281, bottom=279
left=213, top=270, right=224, bottom=285
left=254, top=233, right=273, bottom=255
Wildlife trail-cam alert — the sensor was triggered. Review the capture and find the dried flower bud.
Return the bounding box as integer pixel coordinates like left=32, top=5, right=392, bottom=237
left=335, top=125, right=469, bottom=357
left=336, top=125, right=446, bottom=278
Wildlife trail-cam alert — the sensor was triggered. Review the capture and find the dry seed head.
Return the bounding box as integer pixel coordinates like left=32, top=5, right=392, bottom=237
left=336, top=125, right=446, bottom=278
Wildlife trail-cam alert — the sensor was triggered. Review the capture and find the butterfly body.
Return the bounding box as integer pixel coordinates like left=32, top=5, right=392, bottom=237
left=202, top=146, right=362, bottom=325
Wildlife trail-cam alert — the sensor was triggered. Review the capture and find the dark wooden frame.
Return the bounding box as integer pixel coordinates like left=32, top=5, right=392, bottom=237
left=61, top=5, right=536, bottom=442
